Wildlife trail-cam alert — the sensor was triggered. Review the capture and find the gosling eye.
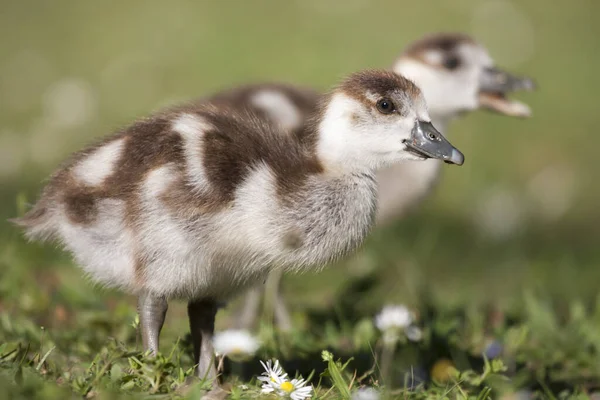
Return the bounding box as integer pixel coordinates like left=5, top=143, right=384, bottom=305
left=376, top=98, right=395, bottom=115
left=443, top=56, right=461, bottom=70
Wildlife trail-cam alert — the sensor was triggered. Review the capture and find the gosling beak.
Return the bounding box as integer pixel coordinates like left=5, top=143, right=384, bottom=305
left=478, top=66, right=536, bottom=118
left=403, top=120, right=464, bottom=165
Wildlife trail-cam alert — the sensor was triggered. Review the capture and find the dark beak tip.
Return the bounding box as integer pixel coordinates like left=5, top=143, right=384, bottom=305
left=446, top=148, right=465, bottom=166
left=522, top=78, right=537, bottom=91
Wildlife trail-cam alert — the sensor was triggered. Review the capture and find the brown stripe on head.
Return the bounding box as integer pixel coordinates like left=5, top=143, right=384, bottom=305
left=336, top=69, right=423, bottom=116
left=398, top=32, right=478, bottom=70
left=403, top=33, right=476, bottom=56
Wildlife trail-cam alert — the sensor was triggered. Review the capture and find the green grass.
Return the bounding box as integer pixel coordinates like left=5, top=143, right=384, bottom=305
left=1, top=0, right=600, bottom=398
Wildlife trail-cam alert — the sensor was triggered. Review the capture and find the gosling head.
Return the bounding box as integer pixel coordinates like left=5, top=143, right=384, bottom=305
left=315, top=70, right=464, bottom=174
left=393, top=33, right=535, bottom=120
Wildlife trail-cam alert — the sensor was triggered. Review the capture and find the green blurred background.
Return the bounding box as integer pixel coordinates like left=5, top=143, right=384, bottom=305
left=1, top=0, right=599, bottom=332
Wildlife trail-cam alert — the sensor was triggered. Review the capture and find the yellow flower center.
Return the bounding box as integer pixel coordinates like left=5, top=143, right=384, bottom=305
left=230, top=347, right=243, bottom=355
left=280, top=381, right=294, bottom=393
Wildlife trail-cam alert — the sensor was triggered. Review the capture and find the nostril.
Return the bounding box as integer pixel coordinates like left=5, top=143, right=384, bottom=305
left=427, top=132, right=439, bottom=141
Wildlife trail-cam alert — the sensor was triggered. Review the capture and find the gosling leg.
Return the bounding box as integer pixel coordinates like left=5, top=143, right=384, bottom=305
left=234, top=286, right=262, bottom=330
left=137, top=292, right=168, bottom=355
left=188, top=299, right=218, bottom=383
left=266, top=270, right=292, bottom=332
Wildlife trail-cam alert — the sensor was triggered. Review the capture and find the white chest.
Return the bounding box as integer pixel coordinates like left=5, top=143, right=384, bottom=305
left=375, top=158, right=443, bottom=223
left=139, top=165, right=377, bottom=299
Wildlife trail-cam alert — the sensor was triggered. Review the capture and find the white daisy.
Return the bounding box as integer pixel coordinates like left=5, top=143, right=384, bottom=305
left=260, top=374, right=287, bottom=395
left=375, top=305, right=413, bottom=331
left=352, top=387, right=380, bottom=400
left=213, top=329, right=260, bottom=360
left=258, top=360, right=312, bottom=399
left=258, top=359, right=288, bottom=390
left=405, top=325, right=423, bottom=342
left=274, top=378, right=312, bottom=400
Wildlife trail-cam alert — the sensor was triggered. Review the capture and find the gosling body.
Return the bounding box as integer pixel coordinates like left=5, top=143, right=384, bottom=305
left=15, top=70, right=463, bottom=382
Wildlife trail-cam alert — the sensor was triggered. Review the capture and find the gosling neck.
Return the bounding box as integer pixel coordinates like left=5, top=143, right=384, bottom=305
left=312, top=95, right=382, bottom=177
